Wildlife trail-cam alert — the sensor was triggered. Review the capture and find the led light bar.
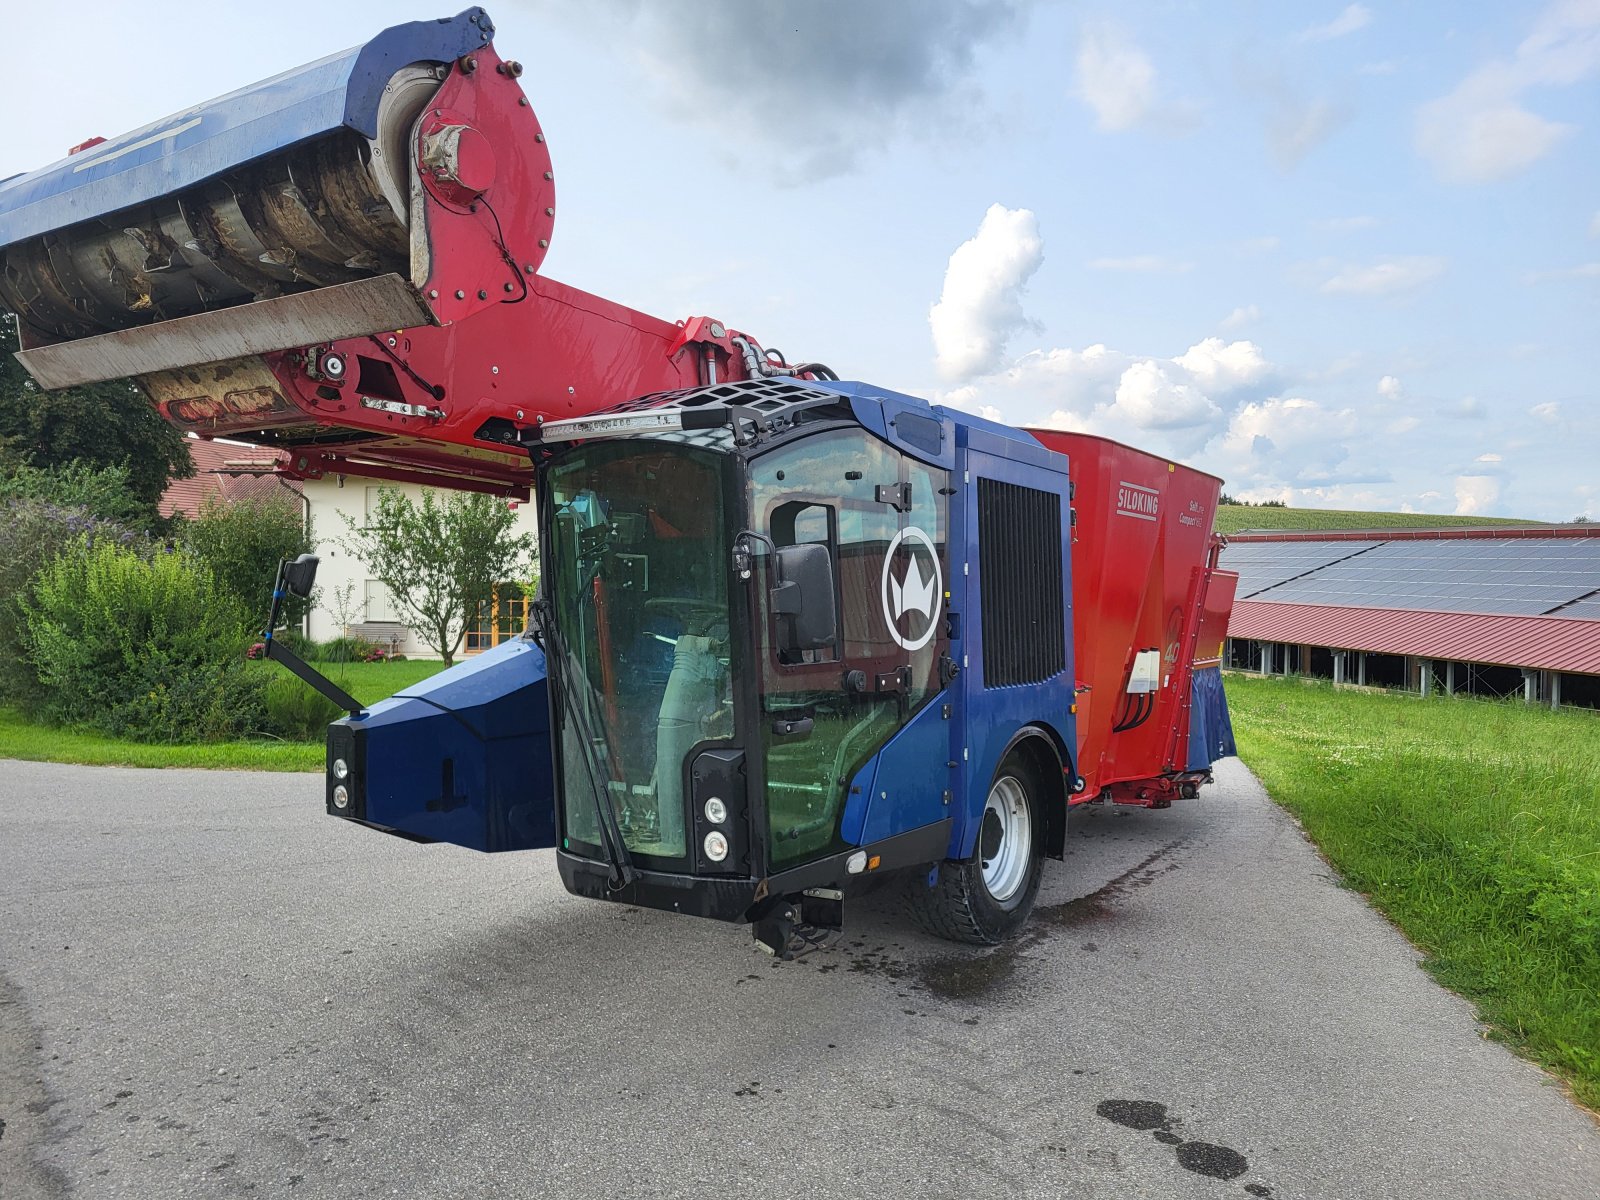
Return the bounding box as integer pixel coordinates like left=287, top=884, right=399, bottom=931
left=535, top=407, right=729, bottom=443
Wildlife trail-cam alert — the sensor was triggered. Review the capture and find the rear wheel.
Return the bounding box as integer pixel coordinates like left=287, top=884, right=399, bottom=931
left=906, top=749, right=1047, bottom=944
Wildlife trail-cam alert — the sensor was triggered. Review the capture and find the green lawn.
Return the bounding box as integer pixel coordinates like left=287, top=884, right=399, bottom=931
left=1215, top=505, right=1545, bottom=535
left=0, top=659, right=448, bottom=772
left=1226, top=673, right=1600, bottom=1108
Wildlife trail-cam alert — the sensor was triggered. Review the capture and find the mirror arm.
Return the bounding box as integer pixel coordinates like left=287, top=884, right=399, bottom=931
left=264, top=640, right=364, bottom=718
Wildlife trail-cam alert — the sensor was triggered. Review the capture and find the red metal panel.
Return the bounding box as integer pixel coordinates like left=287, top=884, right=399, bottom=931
left=1024, top=428, right=1228, bottom=797
left=1228, top=600, right=1600, bottom=675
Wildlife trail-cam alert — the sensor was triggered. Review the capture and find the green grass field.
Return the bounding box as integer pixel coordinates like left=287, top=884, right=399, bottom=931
left=0, top=659, right=448, bottom=772
left=1226, top=673, right=1600, bottom=1108
left=1215, top=505, right=1545, bottom=535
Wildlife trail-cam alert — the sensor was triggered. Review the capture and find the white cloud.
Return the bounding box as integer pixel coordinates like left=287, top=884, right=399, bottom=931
left=1525, top=262, right=1600, bottom=282
left=1075, top=24, right=1157, bottom=131
left=1297, top=5, right=1373, bottom=44
left=1109, top=361, right=1221, bottom=429
left=1220, top=305, right=1261, bottom=330
left=1174, top=338, right=1271, bottom=392
left=929, top=204, right=1044, bottom=382
left=1531, top=401, right=1562, bottom=422
left=1476, top=452, right=1504, bottom=463
left=1416, top=0, right=1600, bottom=183
left=1454, top=475, right=1501, bottom=515
left=1320, top=256, right=1449, bottom=296
left=1378, top=375, right=1402, bottom=398
left=1386, top=416, right=1421, bottom=435
left=1087, top=254, right=1195, bottom=273
left=1591, top=211, right=1600, bottom=237
left=1270, top=98, right=1349, bottom=166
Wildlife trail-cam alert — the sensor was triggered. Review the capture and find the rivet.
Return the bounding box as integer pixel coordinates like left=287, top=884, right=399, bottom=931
left=427, top=288, right=438, bottom=299
left=455, top=289, right=466, bottom=300
left=524, top=263, right=535, bottom=274
left=516, top=409, right=524, bottom=419
left=518, top=97, right=528, bottom=107
left=545, top=207, right=554, bottom=217
left=477, top=289, right=488, bottom=300
left=567, top=386, right=575, bottom=394
left=535, top=133, right=544, bottom=143
left=492, top=366, right=500, bottom=375
left=538, top=238, right=549, bottom=248
left=503, top=282, right=514, bottom=292
left=543, top=171, right=553, bottom=180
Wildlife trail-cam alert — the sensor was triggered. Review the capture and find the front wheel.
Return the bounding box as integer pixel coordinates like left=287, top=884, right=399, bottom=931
left=906, top=750, right=1046, bottom=944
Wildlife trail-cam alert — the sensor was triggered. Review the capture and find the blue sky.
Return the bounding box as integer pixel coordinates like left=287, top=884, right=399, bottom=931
left=6, top=1, right=1597, bottom=519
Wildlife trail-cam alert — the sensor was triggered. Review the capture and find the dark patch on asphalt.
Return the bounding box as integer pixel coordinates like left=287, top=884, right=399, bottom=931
left=917, top=842, right=1187, bottom=1001
left=1096, top=1098, right=1171, bottom=1130
left=1096, top=1096, right=1261, bottom=1190
left=0, top=972, right=72, bottom=1198
left=1177, top=1140, right=1249, bottom=1180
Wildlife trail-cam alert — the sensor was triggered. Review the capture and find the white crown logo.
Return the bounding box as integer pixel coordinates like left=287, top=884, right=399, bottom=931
left=890, top=555, right=937, bottom=624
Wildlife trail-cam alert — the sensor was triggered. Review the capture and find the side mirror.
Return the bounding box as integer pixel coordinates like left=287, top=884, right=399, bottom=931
left=282, top=553, right=320, bottom=600
left=771, top=543, right=838, bottom=654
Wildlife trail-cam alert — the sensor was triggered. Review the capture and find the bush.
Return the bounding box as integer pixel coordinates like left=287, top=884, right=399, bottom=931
left=313, top=636, right=380, bottom=663
left=263, top=673, right=344, bottom=741
left=23, top=539, right=266, bottom=742
left=0, top=460, right=147, bottom=525
left=184, top=494, right=312, bottom=626
left=0, top=500, right=141, bottom=706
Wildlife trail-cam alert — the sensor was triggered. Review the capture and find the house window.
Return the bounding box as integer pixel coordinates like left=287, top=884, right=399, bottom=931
left=466, top=584, right=528, bottom=652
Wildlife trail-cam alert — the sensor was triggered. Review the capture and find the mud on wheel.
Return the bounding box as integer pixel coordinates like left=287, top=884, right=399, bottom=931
left=906, top=747, right=1047, bottom=944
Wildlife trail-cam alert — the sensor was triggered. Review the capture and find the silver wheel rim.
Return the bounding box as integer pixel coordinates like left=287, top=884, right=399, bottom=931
left=980, top=775, right=1032, bottom=903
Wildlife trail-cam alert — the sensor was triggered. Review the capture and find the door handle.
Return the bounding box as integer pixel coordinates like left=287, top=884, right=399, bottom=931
left=771, top=716, right=814, bottom=738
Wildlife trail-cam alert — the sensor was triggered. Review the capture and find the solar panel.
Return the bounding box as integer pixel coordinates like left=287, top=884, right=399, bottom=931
left=1220, top=537, right=1600, bottom=616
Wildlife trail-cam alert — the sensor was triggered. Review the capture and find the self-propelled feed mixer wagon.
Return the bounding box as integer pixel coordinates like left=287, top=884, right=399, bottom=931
left=0, top=9, right=1238, bottom=957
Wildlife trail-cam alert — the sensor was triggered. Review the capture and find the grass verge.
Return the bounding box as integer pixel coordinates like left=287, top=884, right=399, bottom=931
left=1214, top=505, right=1541, bottom=535
left=1227, top=673, right=1600, bottom=1109
left=0, top=659, right=448, bottom=772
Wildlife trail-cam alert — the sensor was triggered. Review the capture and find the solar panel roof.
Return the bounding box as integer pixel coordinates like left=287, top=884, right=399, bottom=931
left=1219, top=537, right=1600, bottom=617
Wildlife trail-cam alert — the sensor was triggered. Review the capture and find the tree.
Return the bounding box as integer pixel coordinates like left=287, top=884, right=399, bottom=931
left=184, top=493, right=314, bottom=629
left=339, top=488, right=535, bottom=666
left=0, top=313, right=193, bottom=526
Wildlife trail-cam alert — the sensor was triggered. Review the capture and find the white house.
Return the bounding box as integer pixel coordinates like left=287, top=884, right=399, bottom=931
left=302, top=476, right=538, bottom=659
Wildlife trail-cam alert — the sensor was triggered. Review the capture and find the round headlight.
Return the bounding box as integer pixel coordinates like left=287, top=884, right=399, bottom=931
left=703, top=796, right=727, bottom=824
left=332, top=757, right=349, bottom=781
left=703, top=831, right=729, bottom=862
left=332, top=784, right=350, bottom=810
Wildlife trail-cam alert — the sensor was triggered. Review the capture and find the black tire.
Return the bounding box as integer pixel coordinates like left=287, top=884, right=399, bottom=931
left=905, top=748, right=1046, bottom=945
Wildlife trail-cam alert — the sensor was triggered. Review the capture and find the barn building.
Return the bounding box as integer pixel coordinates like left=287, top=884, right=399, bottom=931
left=1219, top=526, right=1600, bottom=711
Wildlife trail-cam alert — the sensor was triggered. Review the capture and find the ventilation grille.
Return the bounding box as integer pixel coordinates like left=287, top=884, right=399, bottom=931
left=978, top=477, right=1066, bottom=688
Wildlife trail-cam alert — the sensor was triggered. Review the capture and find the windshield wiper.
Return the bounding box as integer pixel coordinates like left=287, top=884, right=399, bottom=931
left=531, top=599, right=637, bottom=890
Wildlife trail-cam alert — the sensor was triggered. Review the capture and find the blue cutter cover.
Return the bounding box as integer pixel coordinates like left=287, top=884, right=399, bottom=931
left=0, top=8, right=494, bottom=248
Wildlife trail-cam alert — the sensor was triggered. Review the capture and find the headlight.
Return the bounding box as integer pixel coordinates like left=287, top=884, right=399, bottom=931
left=332, top=757, right=349, bottom=781
left=703, top=796, right=727, bottom=824
left=332, top=784, right=350, bottom=810
left=703, top=831, right=729, bottom=862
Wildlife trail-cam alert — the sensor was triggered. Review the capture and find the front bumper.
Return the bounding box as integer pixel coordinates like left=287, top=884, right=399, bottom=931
left=556, top=818, right=952, bottom=923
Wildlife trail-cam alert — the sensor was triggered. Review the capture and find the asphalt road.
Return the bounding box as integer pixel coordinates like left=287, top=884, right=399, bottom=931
left=0, top=757, right=1595, bottom=1200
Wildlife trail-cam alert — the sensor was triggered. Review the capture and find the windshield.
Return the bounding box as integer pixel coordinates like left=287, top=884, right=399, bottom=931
left=545, top=442, right=736, bottom=865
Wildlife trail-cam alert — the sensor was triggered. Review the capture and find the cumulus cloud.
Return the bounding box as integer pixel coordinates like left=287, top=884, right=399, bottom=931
left=1454, top=474, right=1502, bottom=514
left=1416, top=0, right=1600, bottom=184
left=1477, top=452, right=1504, bottom=463
left=1109, top=361, right=1220, bottom=429
left=1087, top=254, right=1195, bottom=273
left=1220, top=305, right=1261, bottom=330
left=1074, top=24, right=1158, bottom=131
left=1531, top=401, right=1562, bottom=421
left=1378, top=375, right=1402, bottom=399
left=1174, top=338, right=1270, bottom=392
left=929, top=204, right=1044, bottom=381
left=544, top=0, right=1024, bottom=177
left=1297, top=4, right=1373, bottom=43
left=1320, top=256, right=1449, bottom=296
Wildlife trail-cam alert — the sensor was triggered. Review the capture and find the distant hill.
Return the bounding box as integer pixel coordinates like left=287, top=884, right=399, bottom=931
left=1213, top=505, right=1546, bottom=536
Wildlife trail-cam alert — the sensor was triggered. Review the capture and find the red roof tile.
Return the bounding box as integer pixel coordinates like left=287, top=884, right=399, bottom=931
left=1228, top=600, right=1600, bottom=675
left=158, top=439, right=298, bottom=519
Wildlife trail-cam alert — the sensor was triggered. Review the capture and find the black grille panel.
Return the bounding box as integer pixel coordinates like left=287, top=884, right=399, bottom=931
left=978, top=477, right=1066, bottom=688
